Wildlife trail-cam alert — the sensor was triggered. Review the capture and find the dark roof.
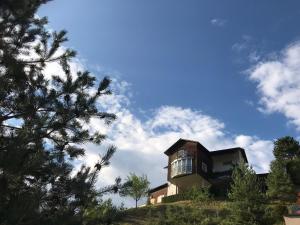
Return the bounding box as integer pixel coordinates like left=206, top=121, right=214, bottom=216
left=148, top=183, right=168, bottom=194
left=257, top=173, right=269, bottom=178
left=164, top=139, right=248, bottom=163
left=210, top=147, right=248, bottom=163
left=164, top=138, right=209, bottom=156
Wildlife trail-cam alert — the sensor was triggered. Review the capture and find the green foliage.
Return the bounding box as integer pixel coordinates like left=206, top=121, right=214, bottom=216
left=117, top=200, right=229, bottom=225
left=273, top=136, right=300, bottom=161
left=120, top=173, right=150, bottom=208
left=270, top=136, right=300, bottom=187
left=151, top=205, right=223, bottom=225
left=161, top=186, right=210, bottom=203
left=264, top=204, right=287, bottom=225
left=83, top=199, right=124, bottom=225
left=161, top=193, right=188, bottom=203
left=266, top=161, right=296, bottom=202
left=185, top=185, right=211, bottom=203
left=0, top=0, right=122, bottom=224
left=287, top=158, right=300, bottom=185
left=225, top=163, right=266, bottom=225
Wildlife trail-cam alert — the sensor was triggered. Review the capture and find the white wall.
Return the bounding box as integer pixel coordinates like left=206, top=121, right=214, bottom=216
left=167, top=182, right=177, bottom=196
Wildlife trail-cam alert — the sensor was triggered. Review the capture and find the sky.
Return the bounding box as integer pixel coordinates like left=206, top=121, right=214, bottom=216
left=38, top=0, right=300, bottom=207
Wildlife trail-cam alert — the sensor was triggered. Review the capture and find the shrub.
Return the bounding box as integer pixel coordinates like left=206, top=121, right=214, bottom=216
left=155, top=205, right=222, bottom=225
left=264, top=204, right=287, bottom=225
left=186, top=185, right=211, bottom=203
left=162, top=193, right=188, bottom=203
left=162, top=186, right=211, bottom=203
left=83, top=199, right=124, bottom=225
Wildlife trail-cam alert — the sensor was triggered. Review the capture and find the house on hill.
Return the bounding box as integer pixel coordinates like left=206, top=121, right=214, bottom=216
left=149, top=138, right=262, bottom=204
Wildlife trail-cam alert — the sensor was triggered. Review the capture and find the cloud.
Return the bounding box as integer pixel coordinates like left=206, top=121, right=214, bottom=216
left=248, top=41, right=300, bottom=130
left=232, top=35, right=264, bottom=64
left=232, top=35, right=253, bottom=52
left=249, top=51, right=261, bottom=63
left=210, top=18, right=227, bottom=27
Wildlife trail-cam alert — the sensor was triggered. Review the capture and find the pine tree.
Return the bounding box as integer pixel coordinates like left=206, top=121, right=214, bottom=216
left=265, top=136, right=298, bottom=203
left=272, top=136, right=300, bottom=185
left=266, top=160, right=296, bottom=203
left=0, top=1, right=122, bottom=224
left=226, top=163, right=266, bottom=225
left=273, top=136, right=300, bottom=161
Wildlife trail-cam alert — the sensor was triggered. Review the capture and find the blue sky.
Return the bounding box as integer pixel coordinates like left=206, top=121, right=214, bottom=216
left=39, top=0, right=300, bottom=139
left=38, top=0, right=300, bottom=206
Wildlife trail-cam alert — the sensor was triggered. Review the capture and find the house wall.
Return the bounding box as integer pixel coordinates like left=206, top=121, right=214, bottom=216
left=168, top=174, right=210, bottom=194
left=167, top=182, right=177, bottom=196
left=211, top=151, right=244, bottom=173
left=197, top=144, right=212, bottom=178
left=149, top=186, right=168, bottom=204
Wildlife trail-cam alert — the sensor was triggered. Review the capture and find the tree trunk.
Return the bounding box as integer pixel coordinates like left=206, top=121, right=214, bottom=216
left=135, top=199, right=138, bottom=208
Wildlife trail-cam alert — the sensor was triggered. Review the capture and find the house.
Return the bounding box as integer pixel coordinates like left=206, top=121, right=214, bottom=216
left=149, top=138, right=250, bottom=204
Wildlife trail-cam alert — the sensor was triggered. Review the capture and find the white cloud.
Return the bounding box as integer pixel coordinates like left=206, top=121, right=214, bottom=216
left=210, top=18, right=227, bottom=27
left=248, top=41, right=300, bottom=129
left=232, top=35, right=253, bottom=53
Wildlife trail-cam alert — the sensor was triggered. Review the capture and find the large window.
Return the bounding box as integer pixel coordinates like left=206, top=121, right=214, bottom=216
left=171, top=157, right=192, bottom=178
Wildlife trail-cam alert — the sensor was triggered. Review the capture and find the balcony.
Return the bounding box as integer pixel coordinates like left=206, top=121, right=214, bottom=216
left=171, top=157, right=192, bottom=178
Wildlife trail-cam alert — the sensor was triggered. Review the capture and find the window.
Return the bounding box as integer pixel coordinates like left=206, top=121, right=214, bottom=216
left=202, top=162, right=207, bottom=173
left=171, top=157, right=192, bottom=178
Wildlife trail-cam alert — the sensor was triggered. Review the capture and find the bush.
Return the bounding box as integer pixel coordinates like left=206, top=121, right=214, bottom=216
left=162, top=186, right=211, bottom=203
left=154, top=205, right=222, bottom=225
left=162, top=193, right=188, bottom=203
left=186, top=185, right=211, bottom=203
left=264, top=204, right=287, bottom=225
left=83, top=199, right=124, bottom=225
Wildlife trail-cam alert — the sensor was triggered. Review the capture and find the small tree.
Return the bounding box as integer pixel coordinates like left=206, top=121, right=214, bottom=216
left=266, top=160, right=296, bottom=203
left=226, top=163, right=266, bottom=225
left=120, top=173, right=150, bottom=208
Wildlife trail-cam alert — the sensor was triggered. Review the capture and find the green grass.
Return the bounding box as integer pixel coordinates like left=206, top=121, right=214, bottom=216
left=116, top=200, right=229, bottom=225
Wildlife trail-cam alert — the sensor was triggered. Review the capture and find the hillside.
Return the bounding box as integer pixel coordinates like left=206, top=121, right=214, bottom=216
left=116, top=200, right=229, bottom=225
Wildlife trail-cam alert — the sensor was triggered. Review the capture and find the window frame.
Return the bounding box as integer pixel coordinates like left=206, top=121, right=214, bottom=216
left=171, top=156, right=193, bottom=178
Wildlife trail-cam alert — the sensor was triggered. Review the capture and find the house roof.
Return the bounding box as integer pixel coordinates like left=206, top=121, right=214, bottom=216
left=164, top=139, right=248, bottom=163
left=256, top=173, right=269, bottom=178
left=164, top=138, right=209, bottom=156
left=210, top=147, right=248, bottom=163
left=148, top=183, right=168, bottom=194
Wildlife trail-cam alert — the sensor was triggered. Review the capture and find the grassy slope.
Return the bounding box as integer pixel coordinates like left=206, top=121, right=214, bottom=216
left=116, top=200, right=228, bottom=225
